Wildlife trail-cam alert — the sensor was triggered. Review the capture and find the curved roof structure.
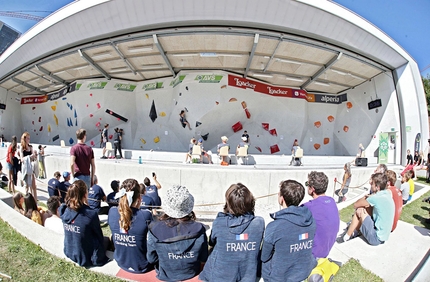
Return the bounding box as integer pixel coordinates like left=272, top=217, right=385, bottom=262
left=0, top=0, right=415, bottom=96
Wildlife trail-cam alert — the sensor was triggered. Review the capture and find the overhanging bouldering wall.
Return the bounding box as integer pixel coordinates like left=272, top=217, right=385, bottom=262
left=16, top=70, right=398, bottom=156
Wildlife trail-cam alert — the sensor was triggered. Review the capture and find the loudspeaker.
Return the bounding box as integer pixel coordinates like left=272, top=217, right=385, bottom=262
left=355, top=157, right=368, bottom=167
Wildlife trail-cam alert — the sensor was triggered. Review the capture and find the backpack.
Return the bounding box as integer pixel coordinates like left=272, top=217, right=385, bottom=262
left=308, top=258, right=341, bottom=282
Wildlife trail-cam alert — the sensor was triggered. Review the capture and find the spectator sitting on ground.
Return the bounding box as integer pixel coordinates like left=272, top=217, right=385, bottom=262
left=24, top=193, right=45, bottom=226
left=401, top=151, right=418, bottom=177
left=385, top=170, right=403, bottom=232
left=60, top=180, right=109, bottom=267
left=400, top=171, right=411, bottom=205
left=184, top=138, right=196, bottom=164
left=199, top=183, right=265, bottom=282
left=13, top=192, right=25, bottom=215
left=88, top=175, right=108, bottom=215
left=144, top=173, right=162, bottom=207
left=47, top=171, right=61, bottom=197
left=303, top=171, right=340, bottom=259
left=412, top=151, right=426, bottom=180
left=407, top=170, right=415, bottom=202
left=217, top=136, right=230, bottom=164
left=147, top=185, right=208, bottom=281
left=59, top=171, right=71, bottom=203
left=198, top=138, right=213, bottom=164
left=108, top=179, right=153, bottom=274
left=261, top=180, right=317, bottom=281
left=44, top=196, right=64, bottom=235
left=139, top=183, right=155, bottom=211
left=341, top=173, right=394, bottom=246
left=107, top=180, right=120, bottom=207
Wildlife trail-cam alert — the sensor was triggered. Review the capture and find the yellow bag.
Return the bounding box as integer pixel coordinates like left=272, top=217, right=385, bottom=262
left=308, top=258, right=340, bottom=282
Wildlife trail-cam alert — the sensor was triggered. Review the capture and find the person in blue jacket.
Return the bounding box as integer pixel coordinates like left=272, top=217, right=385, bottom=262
left=199, top=183, right=265, bottom=282
left=261, top=180, right=317, bottom=282
left=60, top=180, right=109, bottom=267
left=108, top=178, right=153, bottom=274
left=147, top=185, right=208, bottom=281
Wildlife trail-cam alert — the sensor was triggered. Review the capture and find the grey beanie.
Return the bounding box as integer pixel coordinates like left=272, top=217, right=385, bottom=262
left=163, top=185, right=194, bottom=218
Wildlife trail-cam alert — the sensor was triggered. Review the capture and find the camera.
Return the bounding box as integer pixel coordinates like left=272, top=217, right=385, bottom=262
left=43, top=146, right=47, bottom=148
left=152, top=172, right=156, bottom=177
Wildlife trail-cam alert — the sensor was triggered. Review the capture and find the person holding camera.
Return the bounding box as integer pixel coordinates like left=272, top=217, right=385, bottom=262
left=144, top=172, right=162, bottom=207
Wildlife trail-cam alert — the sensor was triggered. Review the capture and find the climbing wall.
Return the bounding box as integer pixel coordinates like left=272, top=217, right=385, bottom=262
left=14, top=71, right=395, bottom=156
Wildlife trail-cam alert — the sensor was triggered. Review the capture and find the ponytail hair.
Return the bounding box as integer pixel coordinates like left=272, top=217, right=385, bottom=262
left=66, top=180, right=88, bottom=211
left=118, top=178, right=140, bottom=232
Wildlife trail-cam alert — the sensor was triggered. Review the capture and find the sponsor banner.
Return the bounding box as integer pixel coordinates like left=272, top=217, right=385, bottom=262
left=378, top=132, right=389, bottom=164
left=255, top=83, right=307, bottom=99
left=87, top=81, right=108, bottom=89
left=47, top=87, right=68, bottom=101
left=307, top=93, right=347, bottom=104
left=194, top=74, right=223, bottom=83
left=21, top=82, right=78, bottom=104
left=21, top=96, right=48, bottom=105
left=228, top=75, right=259, bottom=90
left=228, top=75, right=347, bottom=104
left=114, top=83, right=137, bottom=92
left=228, top=74, right=306, bottom=99
left=143, top=82, right=164, bottom=91
left=170, top=75, right=186, bottom=88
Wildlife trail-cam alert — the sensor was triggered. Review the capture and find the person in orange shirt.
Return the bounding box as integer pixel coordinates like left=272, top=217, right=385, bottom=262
left=385, top=170, right=403, bottom=232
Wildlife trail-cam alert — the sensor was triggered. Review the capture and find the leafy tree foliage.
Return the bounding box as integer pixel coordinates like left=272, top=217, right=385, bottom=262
left=423, top=75, right=430, bottom=116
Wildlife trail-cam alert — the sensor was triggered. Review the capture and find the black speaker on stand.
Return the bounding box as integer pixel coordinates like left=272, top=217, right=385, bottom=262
left=355, top=158, right=368, bottom=167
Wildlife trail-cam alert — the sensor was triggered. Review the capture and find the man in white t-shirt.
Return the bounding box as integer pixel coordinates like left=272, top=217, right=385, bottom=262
left=44, top=196, right=64, bottom=235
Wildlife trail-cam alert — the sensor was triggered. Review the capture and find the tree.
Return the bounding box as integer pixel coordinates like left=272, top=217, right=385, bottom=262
left=422, top=75, right=430, bottom=116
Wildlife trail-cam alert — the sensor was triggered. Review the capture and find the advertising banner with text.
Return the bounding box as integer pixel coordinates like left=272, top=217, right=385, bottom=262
left=228, top=75, right=347, bottom=104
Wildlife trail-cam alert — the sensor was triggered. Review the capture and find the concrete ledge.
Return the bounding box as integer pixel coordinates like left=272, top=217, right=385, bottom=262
left=0, top=195, right=66, bottom=260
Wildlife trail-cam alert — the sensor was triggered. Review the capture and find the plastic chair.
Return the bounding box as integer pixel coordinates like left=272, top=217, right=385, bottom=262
left=106, top=142, right=114, bottom=158
left=218, top=146, right=229, bottom=163
left=191, top=145, right=202, bottom=162
left=236, top=146, right=249, bottom=165
left=294, top=147, right=303, bottom=166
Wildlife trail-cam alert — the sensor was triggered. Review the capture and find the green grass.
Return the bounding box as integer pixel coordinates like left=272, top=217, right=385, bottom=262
left=333, top=259, right=383, bottom=282
left=339, top=177, right=430, bottom=228
left=0, top=218, right=121, bottom=282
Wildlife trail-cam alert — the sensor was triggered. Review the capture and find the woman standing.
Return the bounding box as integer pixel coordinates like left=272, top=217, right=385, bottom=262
left=335, top=163, right=352, bottom=203
left=60, top=180, right=109, bottom=267
left=6, top=135, right=17, bottom=193
left=199, top=183, right=265, bottom=282
left=108, top=178, right=153, bottom=274
left=147, top=185, right=208, bottom=281
left=20, top=132, right=37, bottom=201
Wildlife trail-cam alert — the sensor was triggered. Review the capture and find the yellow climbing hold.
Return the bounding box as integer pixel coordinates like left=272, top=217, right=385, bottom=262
left=154, top=136, right=160, bottom=143
left=140, top=138, right=146, bottom=144
left=53, top=114, right=58, bottom=126
left=47, top=124, right=51, bottom=132
left=145, top=93, right=149, bottom=99
left=160, top=112, right=166, bottom=117
left=51, top=105, right=56, bottom=111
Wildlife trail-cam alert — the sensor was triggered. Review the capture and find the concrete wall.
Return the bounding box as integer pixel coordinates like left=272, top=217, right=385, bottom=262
left=4, top=70, right=406, bottom=162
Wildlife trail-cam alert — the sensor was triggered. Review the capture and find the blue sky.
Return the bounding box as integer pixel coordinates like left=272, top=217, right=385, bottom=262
left=1, top=0, right=429, bottom=77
